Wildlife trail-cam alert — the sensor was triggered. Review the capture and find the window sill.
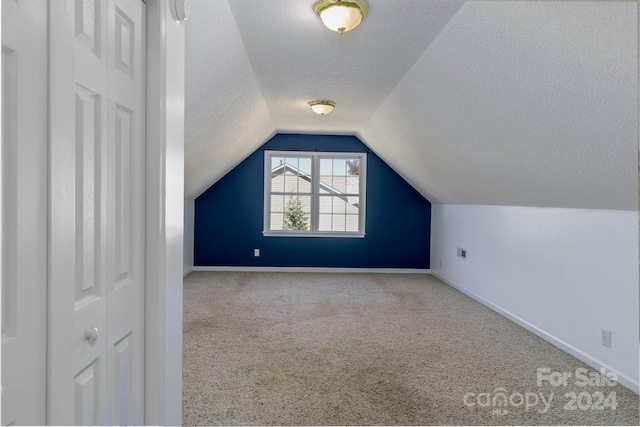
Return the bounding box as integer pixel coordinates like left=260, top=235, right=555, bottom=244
left=263, top=231, right=365, bottom=238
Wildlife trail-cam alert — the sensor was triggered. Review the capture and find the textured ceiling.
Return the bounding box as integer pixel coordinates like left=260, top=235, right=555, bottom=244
left=185, top=0, right=274, bottom=200
left=185, top=0, right=638, bottom=211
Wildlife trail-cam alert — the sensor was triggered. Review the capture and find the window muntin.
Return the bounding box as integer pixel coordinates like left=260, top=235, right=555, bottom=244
left=264, top=151, right=366, bottom=237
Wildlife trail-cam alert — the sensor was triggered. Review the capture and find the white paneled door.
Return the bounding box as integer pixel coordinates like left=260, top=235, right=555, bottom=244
left=1, top=0, right=48, bottom=424
left=49, top=0, right=145, bottom=424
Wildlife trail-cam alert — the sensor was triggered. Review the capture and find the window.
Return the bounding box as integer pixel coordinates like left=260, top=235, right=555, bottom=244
left=264, top=151, right=366, bottom=237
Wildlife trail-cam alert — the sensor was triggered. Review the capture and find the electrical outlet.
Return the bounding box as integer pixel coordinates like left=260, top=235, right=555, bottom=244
left=457, top=247, right=467, bottom=260
left=601, top=329, right=611, bottom=348
left=254, top=249, right=260, bottom=257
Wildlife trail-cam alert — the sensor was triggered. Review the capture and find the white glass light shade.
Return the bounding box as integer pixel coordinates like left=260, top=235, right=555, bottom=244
left=308, top=100, right=336, bottom=115
left=314, top=1, right=368, bottom=34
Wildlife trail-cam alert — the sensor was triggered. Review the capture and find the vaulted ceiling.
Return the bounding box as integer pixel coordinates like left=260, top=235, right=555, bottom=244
left=184, top=0, right=638, bottom=211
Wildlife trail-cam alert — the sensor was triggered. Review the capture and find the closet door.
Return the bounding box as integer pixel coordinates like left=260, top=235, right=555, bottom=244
left=48, top=0, right=145, bottom=424
left=1, top=0, right=48, bottom=424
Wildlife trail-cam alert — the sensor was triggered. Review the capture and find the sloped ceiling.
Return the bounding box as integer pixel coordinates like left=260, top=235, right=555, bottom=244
left=185, top=0, right=638, bottom=211
left=185, top=0, right=274, bottom=200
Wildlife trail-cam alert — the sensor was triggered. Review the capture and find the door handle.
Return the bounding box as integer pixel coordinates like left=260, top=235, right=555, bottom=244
left=85, top=327, right=99, bottom=343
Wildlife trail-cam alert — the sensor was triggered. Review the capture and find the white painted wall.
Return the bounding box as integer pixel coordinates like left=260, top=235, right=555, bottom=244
left=431, top=204, right=639, bottom=393
left=145, top=0, right=185, bottom=424
left=184, top=198, right=194, bottom=276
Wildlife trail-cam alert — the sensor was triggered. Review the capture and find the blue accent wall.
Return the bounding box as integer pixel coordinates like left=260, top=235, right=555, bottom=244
left=194, top=134, right=431, bottom=269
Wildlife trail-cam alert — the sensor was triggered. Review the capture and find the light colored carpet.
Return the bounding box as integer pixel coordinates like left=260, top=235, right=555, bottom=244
left=182, top=271, right=639, bottom=425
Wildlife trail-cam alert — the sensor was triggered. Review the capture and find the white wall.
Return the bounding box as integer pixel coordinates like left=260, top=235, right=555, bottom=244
left=431, top=204, right=639, bottom=393
left=184, top=198, right=194, bottom=276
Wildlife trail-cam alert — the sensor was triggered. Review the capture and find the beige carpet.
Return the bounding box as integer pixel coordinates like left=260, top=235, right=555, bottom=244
left=182, top=271, right=639, bottom=425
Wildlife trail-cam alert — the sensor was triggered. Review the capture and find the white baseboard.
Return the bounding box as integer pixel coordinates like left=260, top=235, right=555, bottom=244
left=193, top=266, right=430, bottom=274
left=183, top=266, right=194, bottom=277
left=431, top=270, right=640, bottom=395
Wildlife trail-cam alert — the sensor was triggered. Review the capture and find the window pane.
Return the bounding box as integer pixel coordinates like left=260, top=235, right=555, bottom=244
left=331, top=176, right=346, bottom=193
left=346, top=214, right=359, bottom=231
left=270, top=195, right=285, bottom=213
left=283, top=195, right=310, bottom=231
left=282, top=171, right=293, bottom=193
left=298, top=177, right=312, bottom=193
left=282, top=171, right=305, bottom=193
left=346, top=176, right=359, bottom=193
left=346, top=159, right=360, bottom=176
left=271, top=173, right=285, bottom=192
left=332, top=196, right=346, bottom=214
left=299, top=158, right=311, bottom=174
left=320, top=158, right=333, bottom=175
left=317, top=157, right=361, bottom=196
left=270, top=213, right=284, bottom=230
left=284, top=157, right=299, bottom=170
left=271, top=157, right=312, bottom=194
left=319, top=196, right=357, bottom=216
left=319, top=214, right=332, bottom=231
left=271, top=157, right=284, bottom=170
left=333, top=159, right=346, bottom=175
left=298, top=195, right=312, bottom=214
left=346, top=197, right=360, bottom=214
left=319, top=196, right=332, bottom=214
left=319, top=175, right=333, bottom=193
left=332, top=214, right=346, bottom=231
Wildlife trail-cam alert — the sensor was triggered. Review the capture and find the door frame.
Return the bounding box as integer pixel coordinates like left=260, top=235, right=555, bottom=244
left=144, top=1, right=185, bottom=425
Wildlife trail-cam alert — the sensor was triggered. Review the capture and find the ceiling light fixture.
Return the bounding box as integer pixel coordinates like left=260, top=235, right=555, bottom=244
left=308, top=100, right=336, bottom=115
left=314, top=0, right=368, bottom=34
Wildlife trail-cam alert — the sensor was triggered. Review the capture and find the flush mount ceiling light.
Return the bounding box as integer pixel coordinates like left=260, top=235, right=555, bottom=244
left=314, top=0, right=368, bottom=34
left=308, top=100, right=336, bottom=115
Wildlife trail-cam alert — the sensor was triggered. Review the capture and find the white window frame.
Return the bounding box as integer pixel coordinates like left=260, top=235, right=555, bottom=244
left=263, top=150, right=367, bottom=238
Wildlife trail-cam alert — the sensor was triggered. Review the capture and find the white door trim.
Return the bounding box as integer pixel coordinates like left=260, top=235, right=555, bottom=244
left=144, top=1, right=185, bottom=425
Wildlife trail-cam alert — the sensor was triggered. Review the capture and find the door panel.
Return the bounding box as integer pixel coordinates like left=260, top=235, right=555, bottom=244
left=106, top=1, right=145, bottom=423
left=74, top=84, right=104, bottom=303
left=113, top=332, right=133, bottom=425
left=1, top=0, right=48, bottom=424
left=49, top=0, right=145, bottom=424
left=76, top=0, right=101, bottom=56
left=74, top=359, right=101, bottom=425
